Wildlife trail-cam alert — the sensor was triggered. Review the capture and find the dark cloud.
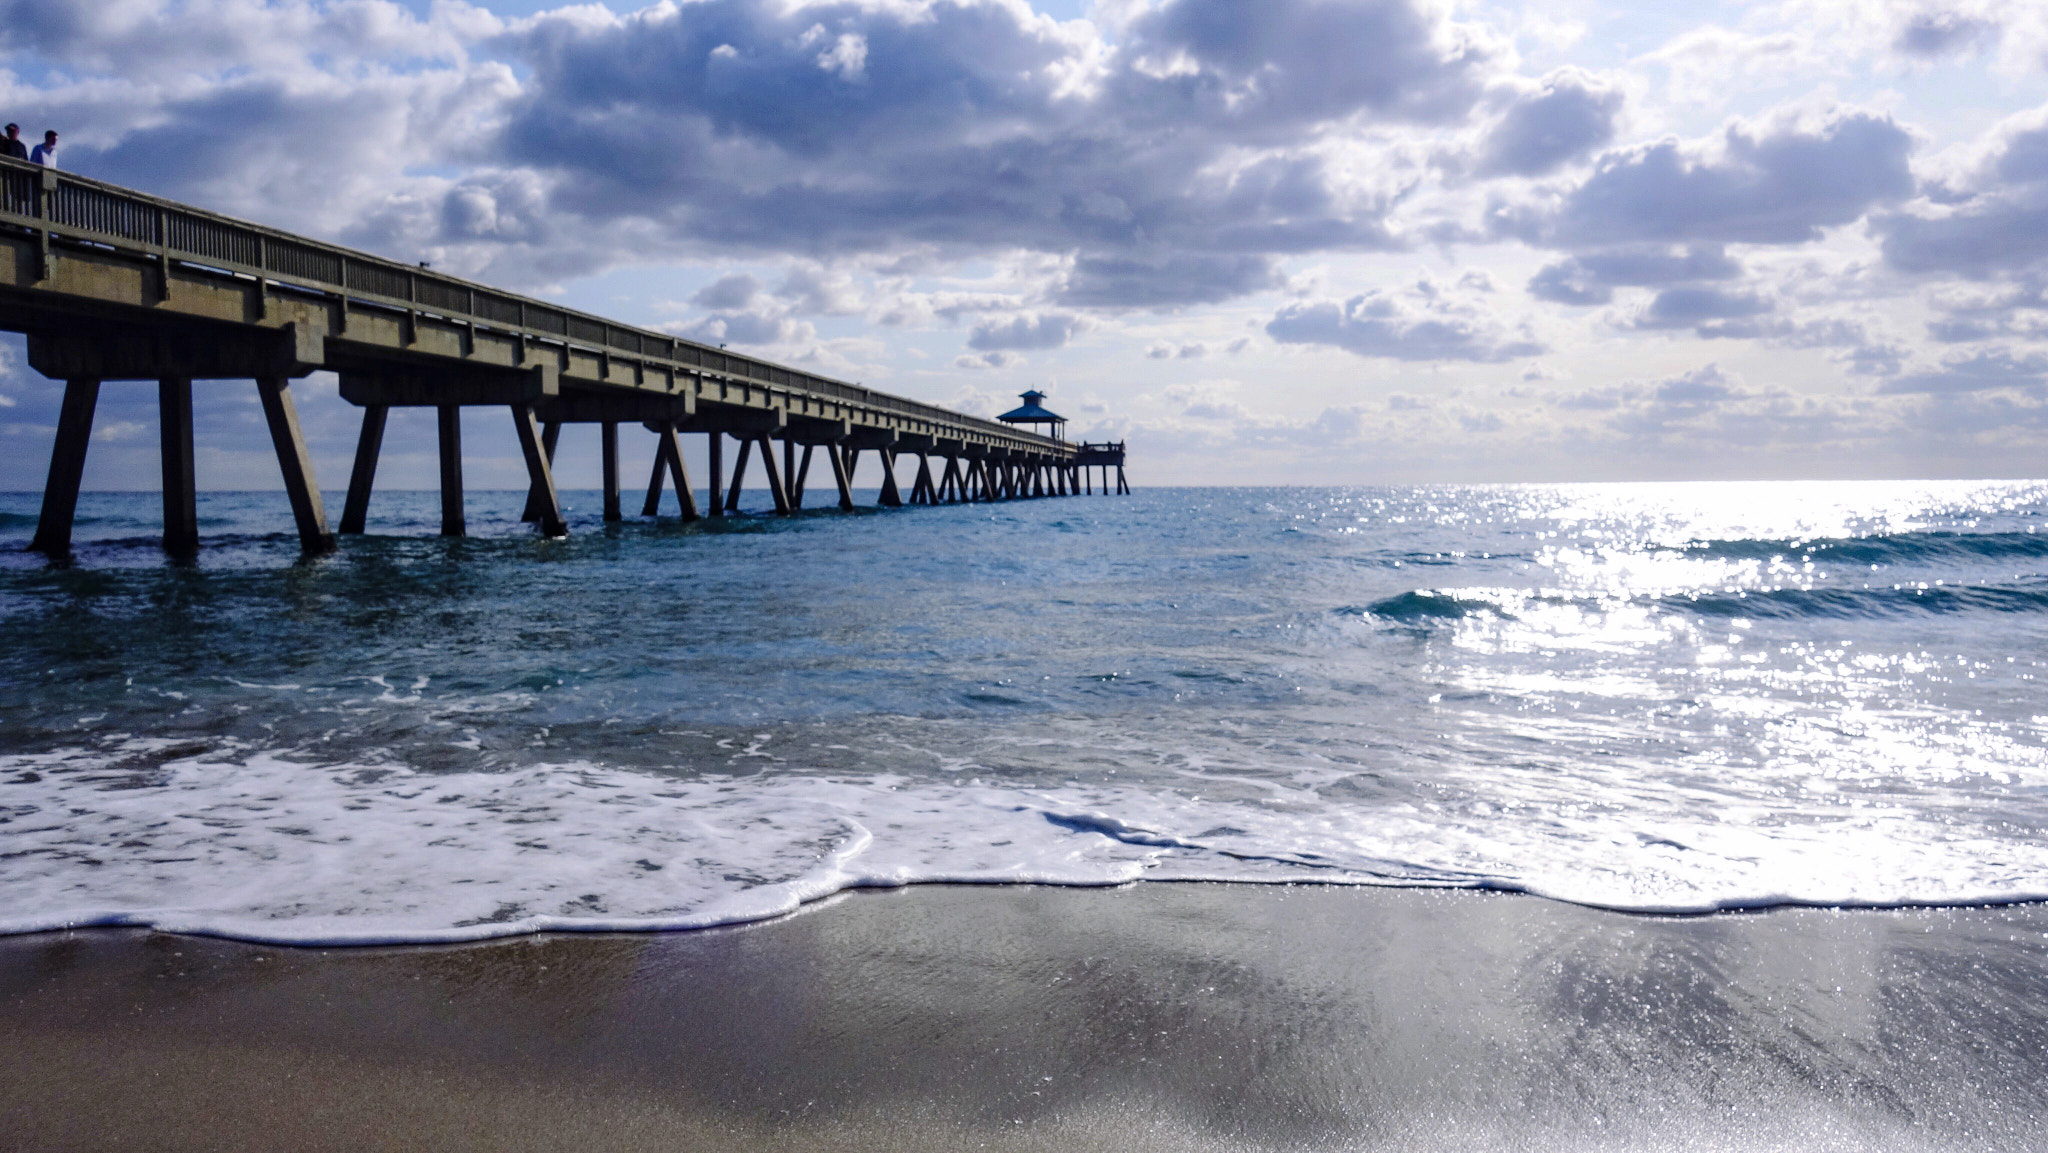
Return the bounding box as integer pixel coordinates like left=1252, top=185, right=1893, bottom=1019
left=967, top=312, right=1091, bottom=352
left=1927, top=318, right=1996, bottom=343
left=1527, top=245, right=1740, bottom=305
left=1878, top=115, right=2048, bottom=278
left=1117, top=0, right=1492, bottom=133
left=1894, top=10, right=1998, bottom=58
left=691, top=274, right=761, bottom=310
left=1539, top=112, right=1915, bottom=247
left=1475, top=71, right=1621, bottom=177
left=1845, top=344, right=1909, bottom=376
left=1878, top=349, right=2048, bottom=394
left=1879, top=203, right=2048, bottom=277
left=464, top=0, right=1467, bottom=306
left=1634, top=286, right=1771, bottom=330
left=1059, top=253, right=1283, bottom=309
left=1267, top=286, right=1543, bottom=362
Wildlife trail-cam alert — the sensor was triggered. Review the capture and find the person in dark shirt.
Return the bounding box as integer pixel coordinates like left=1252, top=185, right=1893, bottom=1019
left=0, top=125, right=27, bottom=161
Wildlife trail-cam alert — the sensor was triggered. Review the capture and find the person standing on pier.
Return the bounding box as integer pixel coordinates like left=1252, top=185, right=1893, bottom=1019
left=0, top=125, right=25, bottom=161
left=30, top=130, right=56, bottom=167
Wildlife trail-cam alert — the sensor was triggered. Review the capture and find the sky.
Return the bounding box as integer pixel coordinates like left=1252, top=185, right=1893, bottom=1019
left=6, top=0, right=2048, bottom=490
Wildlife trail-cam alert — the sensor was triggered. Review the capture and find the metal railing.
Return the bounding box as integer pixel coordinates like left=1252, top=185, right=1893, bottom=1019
left=0, top=158, right=1063, bottom=452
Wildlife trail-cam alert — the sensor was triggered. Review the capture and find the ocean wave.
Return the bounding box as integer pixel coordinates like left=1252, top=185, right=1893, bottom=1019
left=1360, top=580, right=2048, bottom=627
left=1676, top=530, right=2048, bottom=566
left=1664, top=582, right=2048, bottom=619
left=4, top=750, right=2045, bottom=946
left=1351, top=590, right=1516, bottom=622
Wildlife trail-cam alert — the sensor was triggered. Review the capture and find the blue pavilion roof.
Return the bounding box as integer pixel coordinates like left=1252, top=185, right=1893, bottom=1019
left=998, top=390, right=1065, bottom=423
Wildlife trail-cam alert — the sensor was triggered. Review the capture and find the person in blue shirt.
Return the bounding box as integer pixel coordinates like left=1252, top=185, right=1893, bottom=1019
left=29, top=130, right=56, bottom=167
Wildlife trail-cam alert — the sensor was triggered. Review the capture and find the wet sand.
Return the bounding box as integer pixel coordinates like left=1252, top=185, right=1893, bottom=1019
left=3, top=883, right=2045, bottom=1151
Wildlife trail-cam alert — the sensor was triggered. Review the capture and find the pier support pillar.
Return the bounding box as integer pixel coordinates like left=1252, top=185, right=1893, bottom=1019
left=878, top=449, right=903, bottom=508
left=30, top=377, right=99, bottom=556
left=339, top=404, right=387, bottom=535
left=706, top=433, right=725, bottom=517
left=511, top=404, right=566, bottom=537
left=783, top=439, right=799, bottom=511
left=159, top=376, right=198, bottom=558
left=520, top=420, right=560, bottom=523
left=601, top=421, right=621, bottom=522
left=256, top=376, right=335, bottom=554
left=437, top=404, right=464, bottom=537
left=830, top=443, right=856, bottom=511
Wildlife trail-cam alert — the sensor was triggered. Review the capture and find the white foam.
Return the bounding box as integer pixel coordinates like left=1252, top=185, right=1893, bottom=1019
left=5, top=744, right=2048, bottom=946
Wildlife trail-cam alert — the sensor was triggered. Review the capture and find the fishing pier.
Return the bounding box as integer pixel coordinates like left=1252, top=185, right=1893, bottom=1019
left=0, top=159, right=1124, bottom=558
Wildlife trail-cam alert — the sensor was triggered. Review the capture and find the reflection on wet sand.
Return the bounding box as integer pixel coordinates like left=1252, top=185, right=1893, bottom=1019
left=3, top=883, right=2045, bottom=1151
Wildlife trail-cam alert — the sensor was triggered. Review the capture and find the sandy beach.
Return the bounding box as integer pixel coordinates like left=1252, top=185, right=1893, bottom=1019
left=3, top=883, right=2044, bottom=1151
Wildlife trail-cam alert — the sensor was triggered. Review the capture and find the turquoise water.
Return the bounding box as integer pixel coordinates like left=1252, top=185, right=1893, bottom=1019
left=3, top=482, right=2047, bottom=942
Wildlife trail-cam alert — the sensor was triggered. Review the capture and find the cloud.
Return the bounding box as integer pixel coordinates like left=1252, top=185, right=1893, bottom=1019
left=1116, top=0, right=1495, bottom=131
left=1058, top=253, right=1285, bottom=309
left=953, top=350, right=1021, bottom=370
left=1267, top=279, right=1544, bottom=362
left=1878, top=348, right=2048, bottom=394
left=1878, top=104, right=2048, bottom=278
left=1894, top=10, right=1999, bottom=58
left=1474, top=69, right=1622, bottom=177
left=463, top=0, right=1465, bottom=303
left=1527, top=244, right=1741, bottom=305
left=1632, top=286, right=1772, bottom=330
left=967, top=312, right=1093, bottom=352
left=1533, top=110, right=1916, bottom=248
left=692, top=273, right=761, bottom=310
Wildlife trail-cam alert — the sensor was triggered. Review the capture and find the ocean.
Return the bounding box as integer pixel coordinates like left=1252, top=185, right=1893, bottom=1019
left=3, top=481, right=2046, bottom=944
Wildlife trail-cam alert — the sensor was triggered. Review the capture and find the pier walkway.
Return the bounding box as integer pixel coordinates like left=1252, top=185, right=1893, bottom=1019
left=0, top=158, right=1117, bottom=558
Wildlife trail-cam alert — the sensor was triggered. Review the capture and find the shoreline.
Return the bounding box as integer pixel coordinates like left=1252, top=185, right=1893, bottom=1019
left=13, top=873, right=2048, bottom=949
left=5, top=882, right=2046, bottom=1151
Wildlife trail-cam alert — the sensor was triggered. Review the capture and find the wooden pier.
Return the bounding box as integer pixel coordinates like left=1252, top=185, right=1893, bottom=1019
left=0, top=159, right=1124, bottom=559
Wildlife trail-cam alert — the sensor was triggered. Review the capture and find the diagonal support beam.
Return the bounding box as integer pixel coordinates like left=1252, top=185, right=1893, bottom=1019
left=643, top=440, right=667, bottom=517
left=661, top=424, right=700, bottom=521
left=30, top=377, right=99, bottom=557
left=912, top=454, right=935, bottom=505
left=725, top=436, right=752, bottom=512
left=339, top=404, right=387, bottom=535
left=256, top=376, right=336, bottom=554
left=520, top=420, right=561, bottom=522
left=878, top=448, right=903, bottom=508
left=830, top=442, right=855, bottom=510
left=759, top=435, right=791, bottom=515
left=793, top=444, right=814, bottom=510
left=510, top=404, right=567, bottom=537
